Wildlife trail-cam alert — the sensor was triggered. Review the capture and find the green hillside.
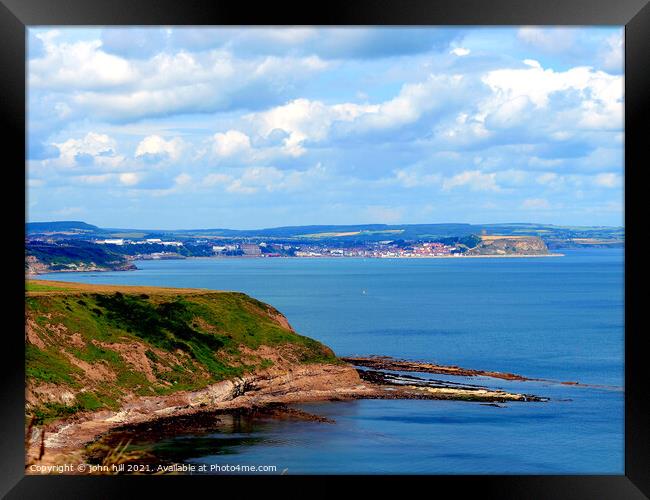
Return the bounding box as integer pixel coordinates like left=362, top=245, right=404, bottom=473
left=25, top=281, right=337, bottom=424
left=26, top=221, right=101, bottom=234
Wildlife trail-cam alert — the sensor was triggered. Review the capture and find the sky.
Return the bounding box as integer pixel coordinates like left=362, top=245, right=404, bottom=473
left=26, top=27, right=624, bottom=229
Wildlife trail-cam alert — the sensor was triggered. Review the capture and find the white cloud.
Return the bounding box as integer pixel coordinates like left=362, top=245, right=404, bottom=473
left=212, top=130, right=252, bottom=157
left=482, top=61, right=623, bottom=130
left=442, top=170, right=500, bottom=191
left=136, top=135, right=184, bottom=161
left=593, top=172, right=622, bottom=188
left=30, top=34, right=135, bottom=89
left=523, top=59, right=542, bottom=69
left=226, top=167, right=282, bottom=194
left=484, top=95, right=533, bottom=129
left=248, top=98, right=376, bottom=156
left=439, top=112, right=490, bottom=144
left=30, top=33, right=331, bottom=121
left=450, top=47, right=470, bottom=56
left=53, top=132, right=119, bottom=167
left=247, top=74, right=467, bottom=154
left=119, top=172, right=140, bottom=186
left=483, top=63, right=619, bottom=107
left=358, top=74, right=465, bottom=130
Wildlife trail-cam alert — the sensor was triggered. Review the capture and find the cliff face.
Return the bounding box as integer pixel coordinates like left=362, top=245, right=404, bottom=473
left=25, top=281, right=345, bottom=425
left=26, top=255, right=136, bottom=275
left=465, top=235, right=549, bottom=255
left=25, top=242, right=136, bottom=275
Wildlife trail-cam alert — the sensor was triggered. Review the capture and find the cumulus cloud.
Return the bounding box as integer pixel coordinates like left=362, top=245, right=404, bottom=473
left=30, top=32, right=135, bottom=90
left=247, top=74, right=470, bottom=154
left=450, top=47, right=470, bottom=56
left=53, top=132, right=120, bottom=168
left=135, top=135, right=184, bottom=162
left=247, top=98, right=374, bottom=156
left=212, top=130, right=252, bottom=157
left=30, top=32, right=331, bottom=122
left=481, top=60, right=623, bottom=131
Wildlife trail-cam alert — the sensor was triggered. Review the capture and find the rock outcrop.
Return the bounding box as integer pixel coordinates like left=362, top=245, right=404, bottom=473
left=465, top=235, right=549, bottom=255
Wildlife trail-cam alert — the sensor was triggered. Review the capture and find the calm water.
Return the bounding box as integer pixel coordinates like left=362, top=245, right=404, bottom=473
left=39, top=248, right=624, bottom=473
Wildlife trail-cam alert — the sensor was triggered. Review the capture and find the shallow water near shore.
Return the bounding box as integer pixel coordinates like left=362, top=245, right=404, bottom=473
left=39, top=248, right=624, bottom=473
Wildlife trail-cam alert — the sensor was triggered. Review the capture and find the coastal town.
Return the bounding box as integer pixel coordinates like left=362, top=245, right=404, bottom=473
left=293, top=241, right=458, bottom=258
left=26, top=220, right=622, bottom=275
left=91, top=237, right=461, bottom=259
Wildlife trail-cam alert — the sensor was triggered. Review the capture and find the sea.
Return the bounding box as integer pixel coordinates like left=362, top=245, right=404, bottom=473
left=37, top=248, right=624, bottom=474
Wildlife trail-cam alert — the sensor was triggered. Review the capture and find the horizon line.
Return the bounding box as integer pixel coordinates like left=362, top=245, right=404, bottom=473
left=25, top=219, right=625, bottom=232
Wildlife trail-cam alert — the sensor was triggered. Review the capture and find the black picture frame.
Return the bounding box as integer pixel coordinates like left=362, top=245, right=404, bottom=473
left=2, top=0, right=647, bottom=497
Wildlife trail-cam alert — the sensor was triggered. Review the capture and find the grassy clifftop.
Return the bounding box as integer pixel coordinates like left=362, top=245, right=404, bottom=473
left=25, top=281, right=337, bottom=424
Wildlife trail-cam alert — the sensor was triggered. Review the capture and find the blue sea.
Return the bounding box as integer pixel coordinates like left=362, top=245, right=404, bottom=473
left=38, top=248, right=624, bottom=474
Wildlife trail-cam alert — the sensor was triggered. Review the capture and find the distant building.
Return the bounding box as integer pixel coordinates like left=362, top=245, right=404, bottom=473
left=96, top=238, right=124, bottom=245
left=241, top=243, right=261, bottom=256
left=145, top=238, right=162, bottom=243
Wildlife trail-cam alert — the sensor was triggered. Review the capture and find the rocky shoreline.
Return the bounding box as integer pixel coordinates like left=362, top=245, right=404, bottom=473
left=26, top=357, right=547, bottom=472
left=341, top=356, right=616, bottom=387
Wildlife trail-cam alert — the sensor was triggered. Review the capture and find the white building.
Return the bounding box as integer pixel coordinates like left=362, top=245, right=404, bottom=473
left=96, top=238, right=124, bottom=245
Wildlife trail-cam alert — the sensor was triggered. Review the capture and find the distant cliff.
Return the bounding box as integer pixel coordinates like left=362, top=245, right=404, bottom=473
left=26, top=241, right=136, bottom=274
left=465, top=235, right=550, bottom=256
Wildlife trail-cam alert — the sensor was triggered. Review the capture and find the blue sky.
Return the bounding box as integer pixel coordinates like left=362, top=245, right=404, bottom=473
left=27, top=27, right=624, bottom=229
